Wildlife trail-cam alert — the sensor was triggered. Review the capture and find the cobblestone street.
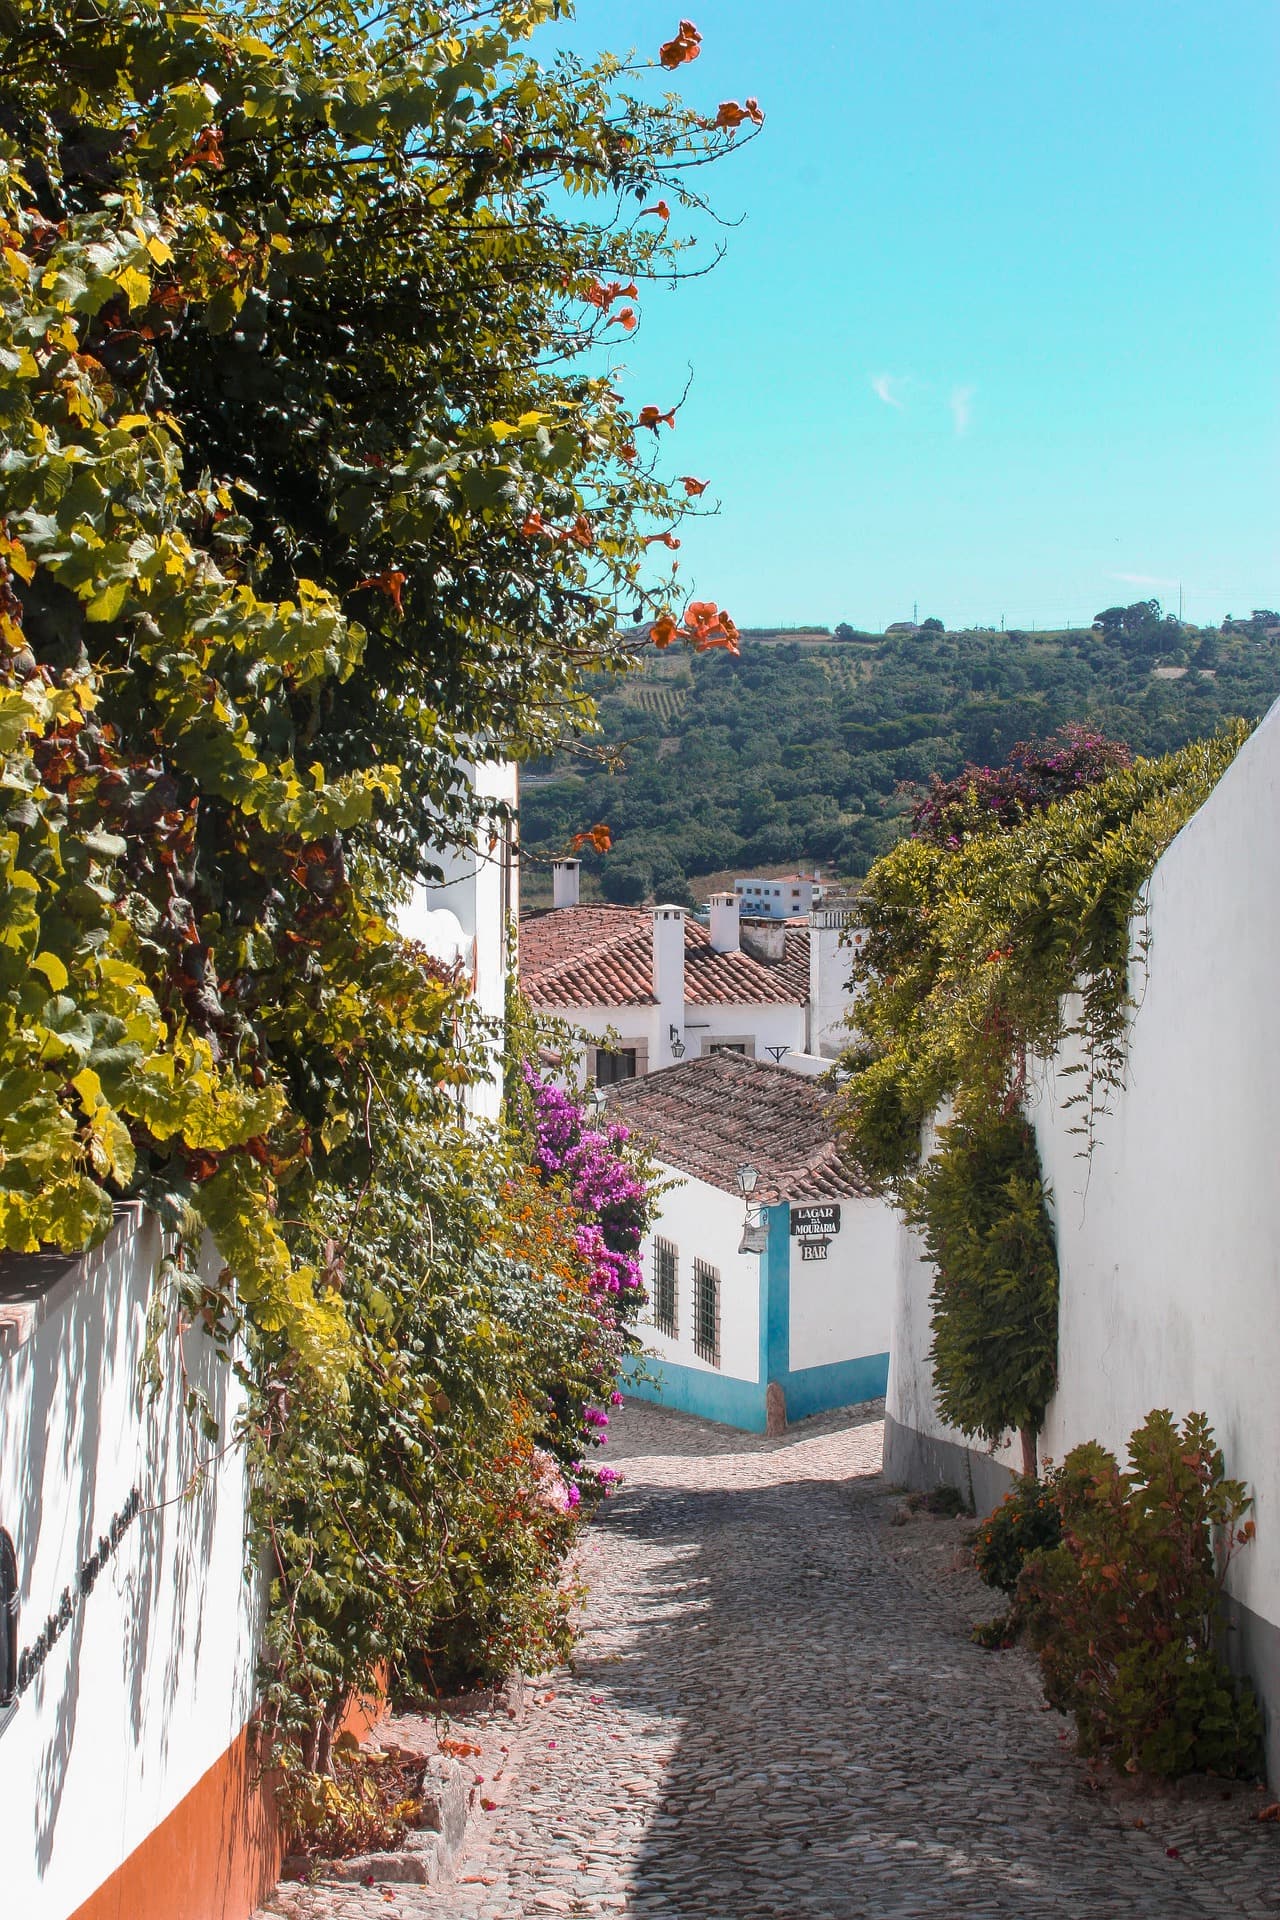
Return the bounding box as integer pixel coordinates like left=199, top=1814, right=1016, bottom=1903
left=262, top=1400, right=1280, bottom=1920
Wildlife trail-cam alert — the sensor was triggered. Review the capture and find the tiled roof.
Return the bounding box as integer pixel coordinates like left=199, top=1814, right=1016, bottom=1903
left=520, top=906, right=809, bottom=1010
left=602, top=1052, right=870, bottom=1201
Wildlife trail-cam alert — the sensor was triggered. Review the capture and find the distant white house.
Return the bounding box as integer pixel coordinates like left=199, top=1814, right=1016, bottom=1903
left=603, top=1053, right=898, bottom=1432
left=733, top=872, right=824, bottom=920
left=520, top=862, right=866, bottom=1083
left=397, top=759, right=517, bottom=1120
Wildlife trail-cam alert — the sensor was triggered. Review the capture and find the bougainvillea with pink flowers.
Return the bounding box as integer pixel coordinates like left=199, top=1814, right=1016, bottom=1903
left=909, top=724, right=1132, bottom=848
left=523, top=1064, right=649, bottom=1301
left=520, top=1063, right=657, bottom=1469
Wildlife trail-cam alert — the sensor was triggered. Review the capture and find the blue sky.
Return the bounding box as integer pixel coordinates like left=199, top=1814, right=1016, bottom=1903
left=540, top=1, right=1277, bottom=630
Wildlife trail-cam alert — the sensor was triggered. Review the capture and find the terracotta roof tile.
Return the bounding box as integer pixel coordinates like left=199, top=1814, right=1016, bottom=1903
left=520, top=907, right=810, bottom=1010
left=602, top=1052, right=869, bottom=1201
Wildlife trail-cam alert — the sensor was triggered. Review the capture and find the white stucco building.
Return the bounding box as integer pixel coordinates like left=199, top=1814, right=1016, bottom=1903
left=604, top=1053, right=898, bottom=1431
left=734, top=872, right=824, bottom=920
left=397, top=759, right=518, bottom=1119
left=520, top=864, right=864, bottom=1082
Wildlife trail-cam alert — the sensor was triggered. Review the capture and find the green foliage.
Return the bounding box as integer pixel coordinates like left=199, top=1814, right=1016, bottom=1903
left=908, top=1111, right=1060, bottom=1446
left=1019, top=1411, right=1262, bottom=1779
left=973, top=1474, right=1063, bottom=1598
left=840, top=729, right=1248, bottom=1189
left=0, top=0, right=750, bottom=1367
left=520, top=624, right=1280, bottom=900
left=0, top=0, right=739, bottom=1802
left=253, top=1104, right=631, bottom=1766
left=838, top=728, right=1244, bottom=1458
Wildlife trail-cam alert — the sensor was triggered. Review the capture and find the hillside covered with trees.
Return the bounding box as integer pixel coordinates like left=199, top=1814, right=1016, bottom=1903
left=521, top=608, right=1280, bottom=902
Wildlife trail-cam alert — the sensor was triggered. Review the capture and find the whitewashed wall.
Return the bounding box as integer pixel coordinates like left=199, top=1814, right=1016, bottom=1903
left=807, top=912, right=867, bottom=1057
left=686, top=998, right=807, bottom=1063
left=885, top=697, right=1280, bottom=1772
left=561, top=1005, right=661, bottom=1088
left=0, top=1208, right=262, bottom=1920
left=636, top=1167, right=761, bottom=1383
left=398, top=758, right=517, bottom=1121
left=788, top=1196, right=897, bottom=1374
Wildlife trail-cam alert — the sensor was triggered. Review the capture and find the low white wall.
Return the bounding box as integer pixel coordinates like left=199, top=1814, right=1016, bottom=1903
left=885, top=698, right=1280, bottom=1768
left=788, top=1196, right=897, bottom=1374
left=0, top=1209, right=261, bottom=1920
left=637, top=1167, right=760, bottom=1382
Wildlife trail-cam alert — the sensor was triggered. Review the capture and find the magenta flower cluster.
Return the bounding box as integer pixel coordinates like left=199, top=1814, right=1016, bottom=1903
left=910, top=725, right=1132, bottom=849
left=522, top=1065, right=648, bottom=1302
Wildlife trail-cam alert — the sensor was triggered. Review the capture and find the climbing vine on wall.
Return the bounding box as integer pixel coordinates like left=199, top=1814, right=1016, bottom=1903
left=837, top=726, right=1248, bottom=1457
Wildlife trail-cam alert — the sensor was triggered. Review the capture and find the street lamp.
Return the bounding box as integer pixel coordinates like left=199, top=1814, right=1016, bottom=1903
left=669, top=1024, right=686, bottom=1060
left=735, top=1162, right=767, bottom=1252
left=585, top=1083, right=606, bottom=1121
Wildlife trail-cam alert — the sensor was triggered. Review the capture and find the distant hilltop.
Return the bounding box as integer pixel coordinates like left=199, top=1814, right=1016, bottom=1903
left=523, top=609, right=1280, bottom=907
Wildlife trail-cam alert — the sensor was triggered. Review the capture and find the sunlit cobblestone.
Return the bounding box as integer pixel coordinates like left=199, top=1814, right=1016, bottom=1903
left=260, top=1399, right=1279, bottom=1920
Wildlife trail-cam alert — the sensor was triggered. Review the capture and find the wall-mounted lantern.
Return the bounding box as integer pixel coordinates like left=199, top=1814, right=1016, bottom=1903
left=669, top=1025, right=686, bottom=1060
left=735, top=1163, right=768, bottom=1252
left=585, top=1083, right=606, bottom=1121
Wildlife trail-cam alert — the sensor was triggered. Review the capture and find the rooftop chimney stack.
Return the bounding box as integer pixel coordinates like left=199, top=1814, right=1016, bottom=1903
left=708, top=890, right=741, bottom=954
left=552, top=858, right=580, bottom=910
left=652, top=906, right=687, bottom=1064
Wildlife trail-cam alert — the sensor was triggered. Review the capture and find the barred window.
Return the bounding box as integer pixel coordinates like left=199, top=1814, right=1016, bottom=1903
left=652, top=1237, right=678, bottom=1339
left=692, top=1258, right=721, bottom=1368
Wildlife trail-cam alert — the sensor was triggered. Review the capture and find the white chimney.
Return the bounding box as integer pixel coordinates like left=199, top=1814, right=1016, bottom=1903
left=651, top=906, right=686, bottom=1064
left=708, top=890, right=740, bottom=954
left=552, top=858, right=580, bottom=909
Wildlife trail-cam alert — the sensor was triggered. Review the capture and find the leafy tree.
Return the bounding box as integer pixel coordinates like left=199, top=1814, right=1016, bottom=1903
left=918, top=615, right=945, bottom=633
left=909, top=725, right=1132, bottom=847
left=600, top=859, right=651, bottom=905
left=0, top=0, right=753, bottom=1786
left=0, top=0, right=756, bottom=1347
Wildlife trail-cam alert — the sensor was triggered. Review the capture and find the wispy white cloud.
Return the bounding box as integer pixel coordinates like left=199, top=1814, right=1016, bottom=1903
left=949, top=385, right=975, bottom=435
left=871, top=372, right=906, bottom=410
left=1113, top=571, right=1179, bottom=589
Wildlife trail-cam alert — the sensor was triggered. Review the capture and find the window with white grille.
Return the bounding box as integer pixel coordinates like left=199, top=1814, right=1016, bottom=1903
left=652, top=1237, right=677, bottom=1339
left=692, top=1258, right=721, bottom=1367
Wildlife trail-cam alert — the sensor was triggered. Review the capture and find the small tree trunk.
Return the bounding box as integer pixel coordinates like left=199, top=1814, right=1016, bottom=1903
left=1019, top=1424, right=1038, bottom=1479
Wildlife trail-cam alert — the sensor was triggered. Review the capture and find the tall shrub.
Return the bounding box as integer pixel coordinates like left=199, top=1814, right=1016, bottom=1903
left=908, top=1110, right=1058, bottom=1471
left=0, top=0, right=756, bottom=1362
left=1019, top=1410, right=1261, bottom=1778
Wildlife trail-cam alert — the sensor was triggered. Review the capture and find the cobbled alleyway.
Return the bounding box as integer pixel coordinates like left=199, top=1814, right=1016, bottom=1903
left=261, top=1400, right=1279, bottom=1920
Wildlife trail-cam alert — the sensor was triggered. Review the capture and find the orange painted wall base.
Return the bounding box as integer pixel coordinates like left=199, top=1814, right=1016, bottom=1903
left=67, top=1721, right=283, bottom=1920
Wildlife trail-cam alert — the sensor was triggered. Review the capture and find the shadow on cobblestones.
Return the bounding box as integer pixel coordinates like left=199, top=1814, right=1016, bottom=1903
left=255, top=1400, right=1280, bottom=1920
left=586, top=1405, right=1271, bottom=1920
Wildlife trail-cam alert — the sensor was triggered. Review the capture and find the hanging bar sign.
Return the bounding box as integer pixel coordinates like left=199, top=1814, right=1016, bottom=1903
left=790, top=1204, right=840, bottom=1239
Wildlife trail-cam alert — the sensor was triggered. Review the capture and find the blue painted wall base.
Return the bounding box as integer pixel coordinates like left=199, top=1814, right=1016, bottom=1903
left=627, top=1200, right=888, bottom=1432
left=623, top=1350, right=889, bottom=1433
left=623, top=1358, right=769, bottom=1433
